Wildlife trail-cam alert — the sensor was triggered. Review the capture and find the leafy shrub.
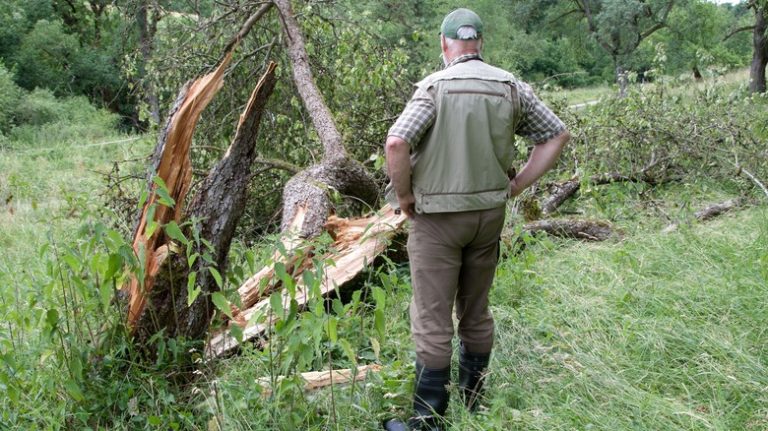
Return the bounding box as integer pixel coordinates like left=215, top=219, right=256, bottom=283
left=9, top=89, right=118, bottom=146
left=12, top=88, right=61, bottom=126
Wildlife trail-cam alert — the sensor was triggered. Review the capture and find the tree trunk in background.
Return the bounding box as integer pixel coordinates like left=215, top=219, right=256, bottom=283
left=749, top=6, right=767, bottom=94
left=137, top=0, right=161, bottom=125
left=274, top=0, right=378, bottom=238
left=616, top=63, right=629, bottom=97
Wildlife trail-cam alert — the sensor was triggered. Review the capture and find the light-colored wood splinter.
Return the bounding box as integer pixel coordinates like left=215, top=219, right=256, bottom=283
left=256, top=364, right=383, bottom=397
left=206, top=205, right=406, bottom=358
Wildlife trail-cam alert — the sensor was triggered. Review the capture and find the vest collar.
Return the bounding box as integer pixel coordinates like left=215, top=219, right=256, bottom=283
left=445, top=53, right=483, bottom=69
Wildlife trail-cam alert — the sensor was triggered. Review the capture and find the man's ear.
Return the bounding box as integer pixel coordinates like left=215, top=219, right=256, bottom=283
left=440, top=34, right=447, bottom=53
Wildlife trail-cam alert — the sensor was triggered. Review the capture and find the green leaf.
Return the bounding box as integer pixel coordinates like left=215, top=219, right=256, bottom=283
left=332, top=298, right=344, bottom=315
left=137, top=189, right=149, bottom=210
left=374, top=309, right=385, bottom=340
left=338, top=339, right=357, bottom=366
left=152, top=176, right=175, bottom=208
left=370, top=337, right=381, bottom=360
left=326, top=316, right=338, bottom=343
left=209, top=267, right=223, bottom=288
left=187, top=272, right=200, bottom=306
left=164, top=221, right=188, bottom=245
left=188, top=252, right=198, bottom=268
left=148, top=416, right=162, bottom=426
left=45, top=308, right=59, bottom=332
left=99, top=279, right=112, bottom=310
left=62, top=254, right=80, bottom=272
left=229, top=324, right=244, bottom=343
left=269, top=292, right=284, bottom=320
left=64, top=379, right=84, bottom=402
left=152, top=175, right=168, bottom=191
left=211, top=292, right=233, bottom=319
left=372, top=286, right=386, bottom=308
left=145, top=220, right=158, bottom=239
left=105, top=253, right=122, bottom=281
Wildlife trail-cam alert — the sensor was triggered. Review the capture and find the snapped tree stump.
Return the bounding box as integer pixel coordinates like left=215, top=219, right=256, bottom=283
left=123, top=59, right=279, bottom=343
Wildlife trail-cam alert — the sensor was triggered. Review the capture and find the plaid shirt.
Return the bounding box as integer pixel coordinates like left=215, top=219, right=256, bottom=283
left=388, top=54, right=566, bottom=146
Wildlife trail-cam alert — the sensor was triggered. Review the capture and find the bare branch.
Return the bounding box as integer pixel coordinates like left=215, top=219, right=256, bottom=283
left=223, top=2, right=275, bottom=54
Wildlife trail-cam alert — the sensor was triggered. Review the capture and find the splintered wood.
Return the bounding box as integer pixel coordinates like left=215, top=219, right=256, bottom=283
left=256, top=364, right=382, bottom=397
left=206, top=205, right=406, bottom=358
left=123, top=53, right=233, bottom=331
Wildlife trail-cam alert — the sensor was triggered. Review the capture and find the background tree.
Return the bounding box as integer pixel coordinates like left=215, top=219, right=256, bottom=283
left=563, top=0, right=677, bottom=95
left=749, top=0, right=767, bottom=92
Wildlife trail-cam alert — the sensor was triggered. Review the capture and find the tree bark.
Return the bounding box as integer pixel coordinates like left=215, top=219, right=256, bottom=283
left=749, top=6, right=767, bottom=94
left=273, top=0, right=378, bottom=237
left=616, top=64, right=628, bottom=97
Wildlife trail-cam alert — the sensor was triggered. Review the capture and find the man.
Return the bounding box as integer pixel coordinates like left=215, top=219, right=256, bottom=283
left=382, top=8, right=570, bottom=431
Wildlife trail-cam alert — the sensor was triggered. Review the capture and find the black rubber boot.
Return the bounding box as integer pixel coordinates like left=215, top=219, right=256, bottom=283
left=458, top=344, right=490, bottom=412
left=383, top=362, right=450, bottom=431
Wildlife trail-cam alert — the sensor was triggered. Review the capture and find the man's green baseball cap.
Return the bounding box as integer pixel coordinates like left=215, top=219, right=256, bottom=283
left=440, top=8, right=483, bottom=40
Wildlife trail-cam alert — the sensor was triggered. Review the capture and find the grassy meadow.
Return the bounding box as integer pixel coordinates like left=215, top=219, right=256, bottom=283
left=1, top=79, right=767, bottom=430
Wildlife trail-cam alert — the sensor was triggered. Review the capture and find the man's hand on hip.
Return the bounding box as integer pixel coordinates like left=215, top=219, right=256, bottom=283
left=396, top=192, right=416, bottom=218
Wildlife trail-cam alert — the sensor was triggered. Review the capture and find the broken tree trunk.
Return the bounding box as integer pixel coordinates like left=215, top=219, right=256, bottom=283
left=274, top=0, right=378, bottom=238
left=124, top=53, right=233, bottom=334
left=206, top=205, right=406, bottom=358
left=124, top=59, right=278, bottom=343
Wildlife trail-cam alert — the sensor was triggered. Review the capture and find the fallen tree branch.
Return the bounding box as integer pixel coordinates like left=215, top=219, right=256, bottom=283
left=522, top=218, right=615, bottom=241
left=541, top=171, right=658, bottom=216
left=738, top=166, right=768, bottom=199
left=662, top=198, right=743, bottom=233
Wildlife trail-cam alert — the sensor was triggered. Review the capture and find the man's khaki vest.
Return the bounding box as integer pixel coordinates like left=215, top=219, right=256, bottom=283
left=411, top=59, right=521, bottom=214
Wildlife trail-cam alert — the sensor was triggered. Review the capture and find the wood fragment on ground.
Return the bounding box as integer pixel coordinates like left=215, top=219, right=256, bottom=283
left=255, top=364, right=382, bottom=397
left=523, top=218, right=615, bottom=241
left=206, top=205, right=406, bottom=358
left=662, top=198, right=743, bottom=233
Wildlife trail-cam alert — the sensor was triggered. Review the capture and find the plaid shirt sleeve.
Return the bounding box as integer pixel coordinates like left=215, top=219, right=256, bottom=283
left=515, top=82, right=567, bottom=144
left=387, top=86, right=436, bottom=147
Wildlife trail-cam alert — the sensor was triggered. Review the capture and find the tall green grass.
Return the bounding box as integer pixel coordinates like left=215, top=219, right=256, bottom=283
left=1, top=75, right=766, bottom=430
left=199, top=204, right=767, bottom=431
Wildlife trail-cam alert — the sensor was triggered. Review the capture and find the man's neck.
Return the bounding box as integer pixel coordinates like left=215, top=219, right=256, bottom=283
left=444, top=50, right=480, bottom=65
